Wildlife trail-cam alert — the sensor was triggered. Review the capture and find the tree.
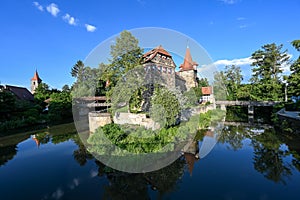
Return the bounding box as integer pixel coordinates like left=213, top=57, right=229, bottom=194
left=213, top=71, right=228, bottom=101
left=48, top=91, right=72, bottom=122
left=71, top=60, right=85, bottom=79
left=198, top=78, right=209, bottom=88
left=291, top=40, right=300, bottom=51
left=287, top=40, right=300, bottom=97
left=62, top=84, right=70, bottom=92
left=250, top=43, right=290, bottom=101
left=224, top=65, right=243, bottom=100
left=150, top=86, right=180, bottom=127
left=0, top=91, right=16, bottom=121
left=71, top=63, right=101, bottom=97
left=101, top=30, right=143, bottom=91
left=34, top=83, right=51, bottom=102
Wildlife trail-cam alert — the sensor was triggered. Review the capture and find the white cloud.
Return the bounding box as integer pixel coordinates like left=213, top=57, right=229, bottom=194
left=46, top=3, right=60, bottom=17
left=62, top=13, right=77, bottom=26
left=281, top=54, right=292, bottom=73
left=85, top=24, right=96, bottom=32
left=213, top=57, right=254, bottom=66
left=33, top=2, right=43, bottom=11
left=220, top=0, right=239, bottom=4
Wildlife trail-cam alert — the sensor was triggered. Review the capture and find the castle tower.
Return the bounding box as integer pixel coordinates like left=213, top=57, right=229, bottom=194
left=142, top=45, right=177, bottom=88
left=178, top=46, right=198, bottom=91
left=31, top=70, right=42, bottom=94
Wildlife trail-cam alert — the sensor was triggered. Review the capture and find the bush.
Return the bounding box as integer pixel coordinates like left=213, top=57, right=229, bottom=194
left=285, top=102, right=300, bottom=111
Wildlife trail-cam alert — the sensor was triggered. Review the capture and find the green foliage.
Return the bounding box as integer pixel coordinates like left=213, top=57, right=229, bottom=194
left=287, top=39, right=300, bottom=97
left=88, top=123, right=178, bottom=154
left=0, top=91, right=16, bottom=121
left=150, top=86, right=180, bottom=127
left=129, top=87, right=145, bottom=113
left=225, top=106, right=248, bottom=122
left=250, top=43, right=289, bottom=101
left=199, top=111, right=211, bottom=129
left=291, top=40, right=300, bottom=51
left=71, top=64, right=102, bottom=97
left=48, top=91, right=72, bottom=123
left=34, top=83, right=51, bottom=102
left=184, top=87, right=199, bottom=106
left=285, top=101, right=300, bottom=111
left=62, top=84, right=70, bottom=92
left=0, top=91, right=43, bottom=132
left=213, top=71, right=228, bottom=100
left=88, top=114, right=200, bottom=155
left=101, top=30, right=143, bottom=92
left=224, top=65, right=243, bottom=100
left=198, top=109, right=226, bottom=129
left=71, top=60, right=84, bottom=78
left=198, top=78, right=209, bottom=87
left=236, top=84, right=252, bottom=100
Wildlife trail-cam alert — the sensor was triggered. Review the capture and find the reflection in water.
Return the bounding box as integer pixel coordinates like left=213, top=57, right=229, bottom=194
left=0, top=145, right=17, bottom=166
left=218, top=124, right=300, bottom=184
left=1, top=123, right=300, bottom=199
left=94, top=158, right=185, bottom=200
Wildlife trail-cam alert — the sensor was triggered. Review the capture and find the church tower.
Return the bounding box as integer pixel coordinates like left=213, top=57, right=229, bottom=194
left=31, top=70, right=42, bottom=94
left=178, top=46, right=198, bottom=91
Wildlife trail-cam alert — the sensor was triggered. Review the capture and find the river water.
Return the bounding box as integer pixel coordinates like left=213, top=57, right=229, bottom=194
left=0, top=122, right=300, bottom=200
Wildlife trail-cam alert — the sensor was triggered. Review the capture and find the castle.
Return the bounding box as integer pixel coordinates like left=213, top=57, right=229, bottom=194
left=142, top=45, right=198, bottom=92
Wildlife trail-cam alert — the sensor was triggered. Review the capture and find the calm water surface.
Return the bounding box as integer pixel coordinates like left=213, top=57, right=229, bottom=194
left=1, top=123, right=300, bottom=200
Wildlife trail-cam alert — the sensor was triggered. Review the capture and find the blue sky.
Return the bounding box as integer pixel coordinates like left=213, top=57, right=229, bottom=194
left=0, top=0, right=299, bottom=89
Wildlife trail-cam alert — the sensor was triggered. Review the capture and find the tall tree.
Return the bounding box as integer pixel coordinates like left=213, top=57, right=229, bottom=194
left=34, top=83, right=51, bottom=102
left=71, top=60, right=85, bottom=80
left=250, top=43, right=290, bottom=101
left=224, top=65, right=243, bottom=100
left=213, top=71, right=228, bottom=101
left=287, top=40, right=300, bottom=97
left=0, top=91, right=16, bottom=121
left=102, top=30, right=143, bottom=90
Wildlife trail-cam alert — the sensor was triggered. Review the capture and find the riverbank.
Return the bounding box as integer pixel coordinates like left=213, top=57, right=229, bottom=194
left=277, top=108, right=300, bottom=120
left=0, top=120, right=75, bottom=137
left=276, top=108, right=300, bottom=134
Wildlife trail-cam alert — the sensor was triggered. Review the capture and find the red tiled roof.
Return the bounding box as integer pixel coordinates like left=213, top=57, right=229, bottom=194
left=179, top=47, right=198, bottom=71
left=143, top=45, right=172, bottom=58
left=201, top=87, right=212, bottom=95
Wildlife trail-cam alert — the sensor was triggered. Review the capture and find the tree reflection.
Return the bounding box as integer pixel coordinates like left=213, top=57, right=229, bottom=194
left=216, top=124, right=300, bottom=184
left=93, top=157, right=185, bottom=199
left=251, top=130, right=293, bottom=184
left=0, top=145, right=17, bottom=166
left=72, top=135, right=94, bottom=166
left=218, top=125, right=247, bottom=151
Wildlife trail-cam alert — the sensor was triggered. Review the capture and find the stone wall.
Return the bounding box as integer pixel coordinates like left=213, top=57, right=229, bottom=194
left=113, top=112, right=160, bottom=130
left=89, top=112, right=112, bottom=133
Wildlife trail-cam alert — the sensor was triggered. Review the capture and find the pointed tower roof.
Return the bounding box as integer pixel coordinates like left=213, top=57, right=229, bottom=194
left=31, top=70, right=42, bottom=82
left=180, top=47, right=198, bottom=71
